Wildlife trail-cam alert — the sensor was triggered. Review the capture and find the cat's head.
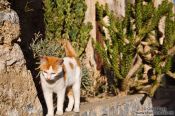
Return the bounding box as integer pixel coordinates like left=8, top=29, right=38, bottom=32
left=39, top=56, right=64, bottom=80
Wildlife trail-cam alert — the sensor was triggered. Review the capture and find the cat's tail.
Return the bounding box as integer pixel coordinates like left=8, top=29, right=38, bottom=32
left=61, top=40, right=77, bottom=57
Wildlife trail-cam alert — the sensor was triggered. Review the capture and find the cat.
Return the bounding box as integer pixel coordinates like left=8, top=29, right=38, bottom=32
left=39, top=40, right=81, bottom=116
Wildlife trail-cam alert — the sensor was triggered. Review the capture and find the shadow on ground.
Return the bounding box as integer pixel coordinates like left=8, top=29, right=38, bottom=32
left=152, top=76, right=175, bottom=116
left=152, top=57, right=175, bottom=116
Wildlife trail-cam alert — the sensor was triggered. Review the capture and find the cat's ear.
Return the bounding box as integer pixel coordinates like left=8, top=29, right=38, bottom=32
left=40, top=56, right=48, bottom=64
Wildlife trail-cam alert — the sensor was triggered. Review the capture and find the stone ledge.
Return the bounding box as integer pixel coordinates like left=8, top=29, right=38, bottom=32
left=63, top=94, right=153, bottom=116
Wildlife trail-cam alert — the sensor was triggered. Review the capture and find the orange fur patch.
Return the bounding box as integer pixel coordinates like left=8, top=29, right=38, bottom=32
left=40, top=56, right=63, bottom=73
left=75, top=58, right=81, bottom=67
left=63, top=40, right=77, bottom=57
left=69, top=62, right=74, bottom=69
left=67, top=86, right=73, bottom=96
left=62, top=64, right=67, bottom=81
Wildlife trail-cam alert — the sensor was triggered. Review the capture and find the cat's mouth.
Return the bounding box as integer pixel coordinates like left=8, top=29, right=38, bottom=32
left=46, top=77, right=51, bottom=80
left=45, top=76, right=58, bottom=84
left=45, top=71, right=63, bottom=82
left=46, top=76, right=54, bottom=80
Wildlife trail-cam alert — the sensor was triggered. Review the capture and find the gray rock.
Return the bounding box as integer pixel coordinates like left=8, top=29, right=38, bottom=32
left=0, top=1, right=42, bottom=115
left=0, top=9, right=19, bottom=24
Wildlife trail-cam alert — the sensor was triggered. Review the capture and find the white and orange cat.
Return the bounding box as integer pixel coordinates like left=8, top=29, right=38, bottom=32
left=39, top=40, right=81, bottom=116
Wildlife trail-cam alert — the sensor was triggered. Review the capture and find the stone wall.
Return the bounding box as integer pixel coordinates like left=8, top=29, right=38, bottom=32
left=64, top=94, right=153, bottom=116
left=0, top=1, right=42, bottom=115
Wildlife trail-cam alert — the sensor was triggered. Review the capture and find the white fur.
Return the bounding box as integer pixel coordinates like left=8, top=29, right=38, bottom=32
left=40, top=57, right=81, bottom=116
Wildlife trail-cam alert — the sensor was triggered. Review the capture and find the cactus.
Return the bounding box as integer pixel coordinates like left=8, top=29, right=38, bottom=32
left=95, top=0, right=175, bottom=96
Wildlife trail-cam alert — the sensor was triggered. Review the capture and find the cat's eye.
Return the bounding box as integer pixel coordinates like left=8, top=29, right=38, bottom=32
left=51, top=73, right=56, bottom=75
left=43, top=71, right=47, bottom=74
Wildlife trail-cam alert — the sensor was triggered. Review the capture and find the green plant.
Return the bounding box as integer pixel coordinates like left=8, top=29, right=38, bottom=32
left=31, top=32, right=65, bottom=58
left=42, top=0, right=92, bottom=57
left=31, top=0, right=92, bottom=58
left=81, top=65, right=93, bottom=96
left=95, top=0, right=175, bottom=96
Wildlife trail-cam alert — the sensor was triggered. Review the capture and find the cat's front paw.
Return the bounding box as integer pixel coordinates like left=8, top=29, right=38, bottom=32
left=56, top=110, right=63, bottom=116
left=73, top=108, right=79, bottom=113
left=65, top=107, right=72, bottom=112
left=46, top=114, right=54, bottom=116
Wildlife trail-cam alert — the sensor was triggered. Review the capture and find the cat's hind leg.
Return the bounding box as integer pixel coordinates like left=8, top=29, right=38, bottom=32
left=65, top=87, right=74, bottom=112
left=72, top=67, right=81, bottom=112
left=72, top=82, right=80, bottom=112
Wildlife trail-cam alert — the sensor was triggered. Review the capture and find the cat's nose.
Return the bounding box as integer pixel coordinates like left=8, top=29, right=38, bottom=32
left=47, top=76, right=51, bottom=80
